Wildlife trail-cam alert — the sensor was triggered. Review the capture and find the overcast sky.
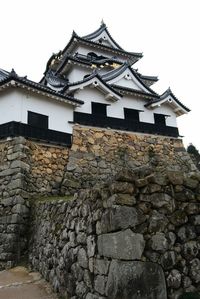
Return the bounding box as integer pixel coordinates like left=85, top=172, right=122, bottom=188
left=1, top=0, right=199, bottom=150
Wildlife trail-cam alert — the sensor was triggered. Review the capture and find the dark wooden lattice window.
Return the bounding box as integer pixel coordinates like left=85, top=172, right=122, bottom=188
left=124, top=108, right=140, bottom=122
left=154, top=114, right=166, bottom=126
left=28, top=111, right=48, bottom=129
left=92, top=102, right=107, bottom=116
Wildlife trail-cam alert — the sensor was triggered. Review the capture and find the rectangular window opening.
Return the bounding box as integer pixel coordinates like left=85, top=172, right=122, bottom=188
left=124, top=108, right=140, bottom=122
left=28, top=111, right=48, bottom=129
left=92, top=102, right=107, bottom=116
left=154, top=114, right=166, bottom=126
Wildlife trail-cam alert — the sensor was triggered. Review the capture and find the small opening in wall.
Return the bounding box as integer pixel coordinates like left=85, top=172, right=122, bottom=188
left=28, top=111, right=48, bottom=129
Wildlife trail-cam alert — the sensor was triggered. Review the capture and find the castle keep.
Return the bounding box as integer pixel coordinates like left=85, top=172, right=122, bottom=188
left=0, top=24, right=199, bottom=299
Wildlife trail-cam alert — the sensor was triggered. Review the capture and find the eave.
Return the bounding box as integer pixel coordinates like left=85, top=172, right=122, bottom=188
left=82, top=22, right=124, bottom=50
left=112, top=85, right=160, bottom=100
left=102, top=63, right=158, bottom=96
left=145, top=88, right=190, bottom=116
left=67, top=73, right=122, bottom=102
left=61, top=35, right=143, bottom=65
left=0, top=72, right=83, bottom=107
left=137, top=72, right=158, bottom=87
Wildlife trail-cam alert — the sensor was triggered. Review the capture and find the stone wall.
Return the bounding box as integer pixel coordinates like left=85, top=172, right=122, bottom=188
left=61, top=125, right=197, bottom=194
left=0, top=137, right=69, bottom=269
left=0, top=125, right=199, bottom=298
left=29, top=168, right=200, bottom=299
left=0, top=137, right=30, bottom=269
left=25, top=141, right=69, bottom=196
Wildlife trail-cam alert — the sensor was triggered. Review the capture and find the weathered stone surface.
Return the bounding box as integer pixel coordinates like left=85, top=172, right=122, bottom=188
left=100, top=205, right=146, bottom=233
left=189, top=258, right=200, bottom=283
left=97, top=229, right=145, bottom=260
left=170, top=210, right=188, bottom=226
left=191, top=215, right=200, bottom=225
left=109, top=182, right=134, bottom=194
left=87, top=235, right=96, bottom=257
left=167, top=171, right=184, bottom=185
left=106, top=260, right=167, bottom=299
left=140, top=193, right=175, bottom=213
left=148, top=210, right=169, bottom=233
left=167, top=269, right=182, bottom=289
left=114, top=169, right=138, bottom=182
left=94, top=259, right=110, bottom=275
left=149, top=233, right=169, bottom=252
left=114, top=193, right=136, bottom=206
left=94, top=275, right=106, bottom=295
left=10, top=160, right=30, bottom=172
left=182, top=241, right=198, bottom=260
left=160, top=251, right=177, bottom=270
left=177, top=225, right=196, bottom=242
left=77, top=248, right=88, bottom=269
left=184, top=177, right=199, bottom=189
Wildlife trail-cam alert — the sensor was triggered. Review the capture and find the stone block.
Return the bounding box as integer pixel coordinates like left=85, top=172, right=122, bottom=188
left=77, top=248, right=88, bottom=269
left=94, top=259, right=110, bottom=275
left=11, top=204, right=29, bottom=215
left=97, top=229, right=145, bottom=260
left=94, top=275, right=106, bottom=295
left=10, top=160, right=30, bottom=172
left=109, top=182, right=134, bottom=194
left=149, top=233, right=169, bottom=252
left=115, top=169, right=138, bottom=182
left=106, top=260, right=167, bottom=299
left=100, top=205, right=146, bottom=233
left=149, top=210, right=169, bottom=233
left=189, top=258, right=200, bottom=283
left=177, top=225, right=196, bottom=242
left=184, top=178, right=199, bottom=189
left=87, top=235, right=96, bottom=257
left=167, top=171, right=184, bottom=185
left=0, top=168, right=20, bottom=177
left=167, top=269, right=182, bottom=289
left=160, top=251, right=177, bottom=270
left=170, top=210, right=188, bottom=226
left=140, top=193, right=175, bottom=213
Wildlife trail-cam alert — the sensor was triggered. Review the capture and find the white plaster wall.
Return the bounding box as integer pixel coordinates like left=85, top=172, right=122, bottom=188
left=67, top=66, right=90, bottom=83
left=91, top=32, right=119, bottom=49
left=0, top=90, right=22, bottom=124
left=74, top=87, right=177, bottom=127
left=0, top=89, right=74, bottom=133
left=112, top=77, right=142, bottom=90
left=107, top=69, right=150, bottom=93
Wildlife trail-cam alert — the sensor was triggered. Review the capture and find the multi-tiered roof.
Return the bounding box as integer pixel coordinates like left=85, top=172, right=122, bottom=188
left=40, top=22, right=189, bottom=119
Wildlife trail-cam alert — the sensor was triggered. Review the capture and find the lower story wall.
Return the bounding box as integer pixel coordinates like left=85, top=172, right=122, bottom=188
left=29, top=168, right=200, bottom=299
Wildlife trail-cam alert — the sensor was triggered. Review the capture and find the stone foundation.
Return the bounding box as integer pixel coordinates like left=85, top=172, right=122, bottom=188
left=29, top=168, right=200, bottom=299
left=61, top=125, right=196, bottom=194
left=0, top=125, right=199, bottom=298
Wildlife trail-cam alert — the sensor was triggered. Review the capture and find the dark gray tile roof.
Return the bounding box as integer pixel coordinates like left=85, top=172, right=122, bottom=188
left=112, top=84, right=159, bottom=100
left=66, top=72, right=122, bottom=98
left=145, top=88, right=190, bottom=112
left=82, top=22, right=124, bottom=51
left=0, top=68, right=9, bottom=82
left=0, top=69, right=83, bottom=106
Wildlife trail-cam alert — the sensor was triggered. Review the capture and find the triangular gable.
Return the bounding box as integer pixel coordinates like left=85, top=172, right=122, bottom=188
left=145, top=88, right=190, bottom=116
left=67, top=75, right=122, bottom=102
left=82, top=22, right=123, bottom=50
left=103, top=64, right=155, bottom=95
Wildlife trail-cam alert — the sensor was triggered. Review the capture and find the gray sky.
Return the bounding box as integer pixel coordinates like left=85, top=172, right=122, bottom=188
left=1, top=0, right=199, bottom=150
